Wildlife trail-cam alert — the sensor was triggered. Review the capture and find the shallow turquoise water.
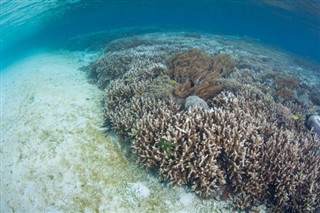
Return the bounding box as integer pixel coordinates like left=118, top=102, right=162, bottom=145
left=1, top=1, right=319, bottom=212
left=1, top=1, right=320, bottom=68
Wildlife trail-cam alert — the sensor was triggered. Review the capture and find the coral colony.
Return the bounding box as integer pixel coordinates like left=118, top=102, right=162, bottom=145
left=85, top=33, right=320, bottom=212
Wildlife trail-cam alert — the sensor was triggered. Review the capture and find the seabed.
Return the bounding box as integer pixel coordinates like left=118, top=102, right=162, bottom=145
left=1, top=32, right=319, bottom=212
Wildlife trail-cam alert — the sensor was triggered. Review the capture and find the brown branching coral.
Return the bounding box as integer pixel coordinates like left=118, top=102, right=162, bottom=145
left=90, top=39, right=319, bottom=212
left=212, top=53, right=237, bottom=77
left=274, top=75, right=299, bottom=100
left=212, top=89, right=320, bottom=212
left=132, top=106, right=226, bottom=197
left=167, top=49, right=235, bottom=100
left=250, top=71, right=300, bottom=102
left=105, top=64, right=176, bottom=137
left=105, top=71, right=320, bottom=212
left=262, top=131, right=320, bottom=212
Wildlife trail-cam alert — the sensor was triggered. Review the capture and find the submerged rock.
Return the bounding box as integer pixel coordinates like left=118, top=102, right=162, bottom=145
left=184, top=95, right=209, bottom=110
left=307, top=115, right=320, bottom=139
left=129, top=182, right=150, bottom=198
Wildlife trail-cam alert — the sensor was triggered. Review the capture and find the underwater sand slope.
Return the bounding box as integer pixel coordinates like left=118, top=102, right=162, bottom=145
left=0, top=50, right=233, bottom=212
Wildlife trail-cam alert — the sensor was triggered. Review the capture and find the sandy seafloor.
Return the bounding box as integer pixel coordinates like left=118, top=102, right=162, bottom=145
left=0, top=50, right=238, bottom=212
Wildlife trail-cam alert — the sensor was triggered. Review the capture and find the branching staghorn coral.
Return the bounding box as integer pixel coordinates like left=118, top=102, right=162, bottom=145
left=262, top=130, right=320, bottom=212
left=132, top=106, right=227, bottom=197
left=86, top=37, right=319, bottom=212
left=105, top=76, right=319, bottom=212
left=105, top=64, right=176, bottom=137
left=212, top=89, right=320, bottom=212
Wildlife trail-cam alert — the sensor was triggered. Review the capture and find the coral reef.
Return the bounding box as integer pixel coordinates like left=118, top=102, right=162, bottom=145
left=167, top=49, right=235, bottom=100
left=105, top=36, right=154, bottom=52
left=85, top=33, right=320, bottom=212
left=274, top=75, right=299, bottom=101
left=132, top=105, right=227, bottom=197
left=84, top=37, right=172, bottom=89
left=105, top=64, right=175, bottom=137
left=212, top=89, right=320, bottom=212
left=104, top=68, right=320, bottom=212
left=85, top=52, right=135, bottom=88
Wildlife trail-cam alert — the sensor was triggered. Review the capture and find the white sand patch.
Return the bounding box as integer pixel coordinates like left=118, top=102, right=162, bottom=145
left=0, top=50, right=231, bottom=212
left=180, top=192, right=194, bottom=207
left=129, top=182, right=151, bottom=198
left=1, top=50, right=104, bottom=212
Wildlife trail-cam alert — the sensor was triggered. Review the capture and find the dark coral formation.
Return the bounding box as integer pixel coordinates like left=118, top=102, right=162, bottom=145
left=85, top=34, right=320, bottom=212
left=231, top=61, right=320, bottom=108
left=212, top=89, right=320, bottom=212
left=167, top=49, right=235, bottom=100
left=84, top=37, right=171, bottom=89
left=273, top=74, right=299, bottom=101
left=85, top=52, right=135, bottom=88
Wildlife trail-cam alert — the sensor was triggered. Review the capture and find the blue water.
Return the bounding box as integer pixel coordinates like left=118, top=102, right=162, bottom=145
left=1, top=1, right=320, bottom=212
left=1, top=1, right=320, bottom=69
